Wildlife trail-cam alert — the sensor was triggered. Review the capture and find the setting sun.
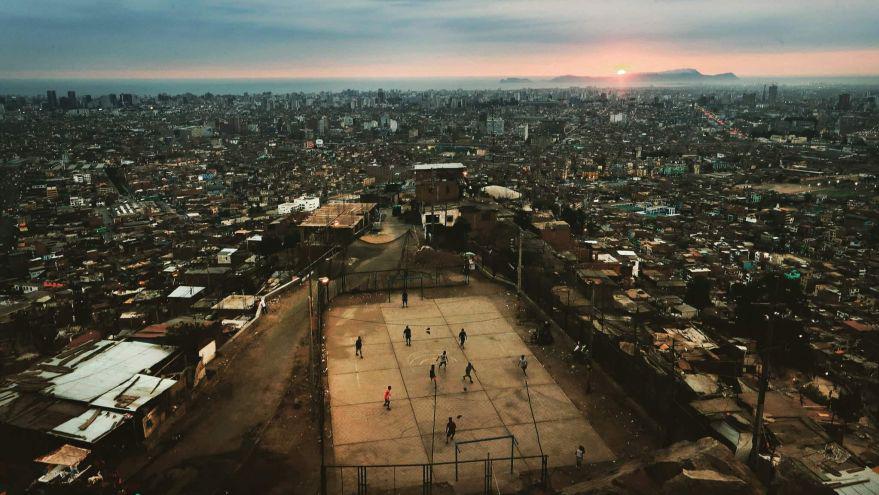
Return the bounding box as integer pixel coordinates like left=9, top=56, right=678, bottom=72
left=617, top=68, right=627, bottom=75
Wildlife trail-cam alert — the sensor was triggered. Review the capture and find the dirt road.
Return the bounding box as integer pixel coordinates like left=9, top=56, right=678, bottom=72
left=126, top=285, right=319, bottom=494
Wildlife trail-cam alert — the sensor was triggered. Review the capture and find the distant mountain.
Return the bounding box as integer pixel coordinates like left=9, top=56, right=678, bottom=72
left=500, top=77, right=532, bottom=83
left=551, top=74, right=589, bottom=83
left=549, top=69, right=737, bottom=84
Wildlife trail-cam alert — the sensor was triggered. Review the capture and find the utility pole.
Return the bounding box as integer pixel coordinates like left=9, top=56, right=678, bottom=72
left=588, top=282, right=597, bottom=354
left=516, top=229, right=523, bottom=294
left=749, top=313, right=775, bottom=468
left=317, top=277, right=329, bottom=495
left=634, top=312, right=643, bottom=357
left=308, top=277, right=315, bottom=387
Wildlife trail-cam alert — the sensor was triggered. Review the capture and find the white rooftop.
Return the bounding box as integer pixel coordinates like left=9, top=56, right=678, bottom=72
left=51, top=408, right=127, bottom=444
left=91, top=374, right=177, bottom=412
left=168, top=285, right=205, bottom=298
left=413, top=163, right=465, bottom=170
left=42, top=340, right=176, bottom=403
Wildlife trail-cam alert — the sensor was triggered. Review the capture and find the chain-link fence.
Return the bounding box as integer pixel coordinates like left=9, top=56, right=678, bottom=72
left=468, top=234, right=704, bottom=441
left=323, top=454, right=549, bottom=495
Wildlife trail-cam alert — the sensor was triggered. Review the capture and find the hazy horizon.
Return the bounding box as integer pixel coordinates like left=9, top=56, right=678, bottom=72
left=3, top=1, right=879, bottom=81
left=3, top=73, right=879, bottom=98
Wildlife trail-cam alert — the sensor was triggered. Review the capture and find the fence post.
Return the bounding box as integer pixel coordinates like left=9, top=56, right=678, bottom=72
left=455, top=445, right=459, bottom=481
left=484, top=453, right=492, bottom=495
left=510, top=438, right=515, bottom=474
left=422, top=464, right=432, bottom=495
left=357, top=465, right=367, bottom=495
left=541, top=455, right=548, bottom=487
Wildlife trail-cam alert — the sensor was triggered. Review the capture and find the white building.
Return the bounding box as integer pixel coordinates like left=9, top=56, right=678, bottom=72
left=610, top=113, right=627, bottom=124
left=217, top=248, right=238, bottom=265
left=72, top=173, right=92, bottom=184
left=486, top=116, right=505, bottom=136
left=278, top=196, right=321, bottom=214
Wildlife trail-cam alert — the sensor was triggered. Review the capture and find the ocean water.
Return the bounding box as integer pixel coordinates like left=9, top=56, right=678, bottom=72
left=0, top=77, right=545, bottom=96
left=1, top=76, right=877, bottom=97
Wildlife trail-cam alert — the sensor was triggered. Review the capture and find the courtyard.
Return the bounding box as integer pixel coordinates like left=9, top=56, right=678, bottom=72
left=324, top=292, right=615, bottom=491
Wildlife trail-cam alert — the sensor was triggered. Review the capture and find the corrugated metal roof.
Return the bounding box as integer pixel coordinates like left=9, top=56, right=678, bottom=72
left=825, top=467, right=879, bottom=495
left=91, top=374, right=177, bottom=412
left=51, top=408, right=127, bottom=444
left=41, top=340, right=175, bottom=403
left=167, top=285, right=205, bottom=298
left=34, top=444, right=91, bottom=466
left=413, top=163, right=465, bottom=170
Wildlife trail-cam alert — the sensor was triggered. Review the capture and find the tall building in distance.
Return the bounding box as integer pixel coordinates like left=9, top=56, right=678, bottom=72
left=486, top=116, right=505, bottom=136
left=767, top=84, right=778, bottom=106
left=838, top=93, right=852, bottom=111
left=318, top=115, right=329, bottom=135
left=46, top=90, right=57, bottom=109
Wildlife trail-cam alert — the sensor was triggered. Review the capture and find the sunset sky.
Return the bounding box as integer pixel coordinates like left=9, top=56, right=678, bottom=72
left=2, top=0, right=879, bottom=79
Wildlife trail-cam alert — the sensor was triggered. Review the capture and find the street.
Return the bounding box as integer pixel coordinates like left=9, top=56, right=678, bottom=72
left=125, top=285, right=319, bottom=494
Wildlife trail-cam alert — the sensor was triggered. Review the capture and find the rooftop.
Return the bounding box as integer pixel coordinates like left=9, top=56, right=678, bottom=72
left=167, top=285, right=206, bottom=299
left=10, top=340, right=175, bottom=403
left=212, top=294, right=259, bottom=311
left=299, top=202, right=377, bottom=229
left=412, top=163, right=465, bottom=171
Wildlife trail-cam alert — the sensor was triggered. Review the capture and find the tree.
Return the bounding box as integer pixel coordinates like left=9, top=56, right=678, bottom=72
left=167, top=322, right=212, bottom=354
left=559, top=206, right=587, bottom=235
left=437, top=218, right=471, bottom=251
left=831, top=388, right=863, bottom=425
left=685, top=275, right=712, bottom=310
left=731, top=272, right=810, bottom=359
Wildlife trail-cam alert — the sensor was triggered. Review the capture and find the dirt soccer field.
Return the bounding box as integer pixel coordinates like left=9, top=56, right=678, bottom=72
left=324, top=293, right=615, bottom=491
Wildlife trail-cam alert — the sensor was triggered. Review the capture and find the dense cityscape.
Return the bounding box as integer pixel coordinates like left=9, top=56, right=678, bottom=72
left=0, top=78, right=877, bottom=494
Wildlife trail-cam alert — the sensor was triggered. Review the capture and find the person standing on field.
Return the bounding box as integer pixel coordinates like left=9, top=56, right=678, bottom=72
left=383, top=386, right=392, bottom=410
left=437, top=350, right=448, bottom=370
left=355, top=336, right=363, bottom=358
left=445, top=417, right=457, bottom=444
left=462, top=362, right=475, bottom=383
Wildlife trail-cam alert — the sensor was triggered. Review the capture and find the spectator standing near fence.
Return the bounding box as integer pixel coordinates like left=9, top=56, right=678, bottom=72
left=402, top=290, right=408, bottom=308
left=576, top=445, right=585, bottom=468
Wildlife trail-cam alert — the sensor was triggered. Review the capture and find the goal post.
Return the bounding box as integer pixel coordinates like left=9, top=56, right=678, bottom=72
left=453, top=434, right=517, bottom=481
